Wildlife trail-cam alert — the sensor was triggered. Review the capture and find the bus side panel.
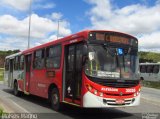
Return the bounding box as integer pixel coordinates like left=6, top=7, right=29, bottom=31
left=29, top=71, right=37, bottom=95
left=29, top=68, right=63, bottom=99
left=30, top=69, right=48, bottom=98
left=140, top=64, right=160, bottom=81
left=4, top=71, right=9, bottom=86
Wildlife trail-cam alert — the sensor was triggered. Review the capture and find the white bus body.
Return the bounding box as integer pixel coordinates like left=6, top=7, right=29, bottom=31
left=139, top=63, right=160, bottom=81
left=4, top=52, right=22, bottom=88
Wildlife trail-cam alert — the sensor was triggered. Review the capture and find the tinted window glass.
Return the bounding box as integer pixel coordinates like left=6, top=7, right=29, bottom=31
left=5, top=59, right=9, bottom=71
left=34, top=49, right=45, bottom=69
left=146, top=65, right=153, bottom=73
left=20, top=55, right=24, bottom=70
left=153, top=65, right=159, bottom=73
left=140, top=65, right=146, bottom=73
left=46, top=45, right=62, bottom=69
left=14, top=56, right=20, bottom=70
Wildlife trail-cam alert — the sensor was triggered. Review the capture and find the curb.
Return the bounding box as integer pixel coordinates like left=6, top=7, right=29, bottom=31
left=141, top=94, right=160, bottom=107
left=0, top=90, right=29, bottom=113
left=0, top=98, right=14, bottom=113
left=0, top=98, right=29, bottom=113
left=0, top=81, right=4, bottom=85
left=141, top=97, right=160, bottom=107
left=141, top=87, right=160, bottom=106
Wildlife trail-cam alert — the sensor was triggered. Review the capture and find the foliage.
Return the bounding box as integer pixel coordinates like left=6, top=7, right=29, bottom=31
left=0, top=68, right=4, bottom=81
left=0, top=107, right=7, bottom=118
left=142, top=81, right=160, bottom=89
left=0, top=50, right=20, bottom=56
left=139, top=51, right=160, bottom=63
left=0, top=107, right=4, bottom=117
left=0, top=50, right=20, bottom=68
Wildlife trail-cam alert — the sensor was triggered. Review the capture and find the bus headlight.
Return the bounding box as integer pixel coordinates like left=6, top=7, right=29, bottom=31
left=86, top=84, right=103, bottom=97
left=100, top=92, right=103, bottom=97
left=139, top=88, right=141, bottom=92
left=137, top=92, right=139, bottom=95
left=86, top=84, right=92, bottom=91
left=94, top=90, right=98, bottom=95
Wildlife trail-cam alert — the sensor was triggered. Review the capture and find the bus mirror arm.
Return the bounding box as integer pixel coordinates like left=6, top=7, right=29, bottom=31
left=82, top=56, right=88, bottom=66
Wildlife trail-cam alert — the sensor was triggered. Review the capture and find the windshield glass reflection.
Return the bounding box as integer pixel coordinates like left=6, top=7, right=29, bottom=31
left=85, top=45, right=139, bottom=80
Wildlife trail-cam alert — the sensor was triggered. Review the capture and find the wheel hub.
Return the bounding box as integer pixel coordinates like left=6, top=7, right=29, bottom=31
left=53, top=94, right=58, bottom=105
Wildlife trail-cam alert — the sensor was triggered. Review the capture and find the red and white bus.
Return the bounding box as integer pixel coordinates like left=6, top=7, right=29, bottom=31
left=4, top=30, right=141, bottom=110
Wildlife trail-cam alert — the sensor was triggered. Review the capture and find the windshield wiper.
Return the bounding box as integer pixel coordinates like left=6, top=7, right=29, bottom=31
left=102, top=45, right=116, bottom=57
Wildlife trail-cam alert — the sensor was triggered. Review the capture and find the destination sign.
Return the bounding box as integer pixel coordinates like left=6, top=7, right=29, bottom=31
left=95, top=33, right=130, bottom=45
left=108, top=35, right=129, bottom=44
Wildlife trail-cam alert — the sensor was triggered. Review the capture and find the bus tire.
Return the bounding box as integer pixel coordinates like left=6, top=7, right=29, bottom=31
left=140, top=77, right=144, bottom=81
left=50, top=88, right=62, bottom=111
left=14, top=81, right=20, bottom=96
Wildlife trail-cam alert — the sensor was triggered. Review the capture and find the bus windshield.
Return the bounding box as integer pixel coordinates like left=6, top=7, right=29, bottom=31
left=85, top=45, right=139, bottom=80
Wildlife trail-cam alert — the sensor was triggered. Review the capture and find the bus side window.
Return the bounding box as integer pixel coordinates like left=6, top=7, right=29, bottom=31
left=146, top=65, right=153, bottom=73
left=76, top=44, right=83, bottom=71
left=5, top=59, right=9, bottom=71
left=140, top=65, right=146, bottom=73
left=46, top=47, right=54, bottom=68
left=14, top=56, right=20, bottom=70
left=33, top=49, right=45, bottom=69
left=46, top=45, right=62, bottom=69
left=20, top=55, right=24, bottom=70
left=153, top=65, right=159, bottom=74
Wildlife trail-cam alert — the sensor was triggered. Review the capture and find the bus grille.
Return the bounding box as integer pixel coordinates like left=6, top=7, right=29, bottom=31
left=105, top=93, right=133, bottom=96
left=88, top=76, right=139, bottom=88
left=97, top=80, right=139, bottom=88
left=103, top=98, right=135, bottom=106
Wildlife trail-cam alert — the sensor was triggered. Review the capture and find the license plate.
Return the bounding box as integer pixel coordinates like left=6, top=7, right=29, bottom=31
left=116, top=99, right=125, bottom=104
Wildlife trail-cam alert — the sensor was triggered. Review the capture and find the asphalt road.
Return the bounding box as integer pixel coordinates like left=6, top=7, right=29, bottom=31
left=0, top=84, right=160, bottom=119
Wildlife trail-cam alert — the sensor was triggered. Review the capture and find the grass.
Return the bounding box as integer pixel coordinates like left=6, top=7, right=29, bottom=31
left=0, top=107, right=4, bottom=117
left=0, top=68, right=4, bottom=81
left=0, top=106, right=7, bottom=118
left=142, top=80, right=160, bottom=89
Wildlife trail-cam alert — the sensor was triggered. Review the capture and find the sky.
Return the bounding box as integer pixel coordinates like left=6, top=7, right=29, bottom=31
left=0, top=0, right=160, bottom=52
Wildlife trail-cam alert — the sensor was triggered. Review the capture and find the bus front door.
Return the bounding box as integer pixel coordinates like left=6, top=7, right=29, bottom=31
left=64, top=43, right=83, bottom=105
left=24, top=54, right=32, bottom=93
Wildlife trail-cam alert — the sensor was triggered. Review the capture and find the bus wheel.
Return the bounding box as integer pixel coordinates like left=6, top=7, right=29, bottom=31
left=51, top=88, right=61, bottom=111
left=140, top=77, right=144, bottom=81
left=14, top=82, right=20, bottom=96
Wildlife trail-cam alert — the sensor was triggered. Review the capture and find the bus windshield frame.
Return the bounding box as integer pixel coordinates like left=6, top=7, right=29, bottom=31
left=85, top=31, right=139, bottom=81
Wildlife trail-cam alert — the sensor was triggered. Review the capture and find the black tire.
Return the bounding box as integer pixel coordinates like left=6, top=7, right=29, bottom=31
left=14, top=81, right=20, bottom=96
left=140, top=77, right=144, bottom=81
left=50, top=88, right=62, bottom=111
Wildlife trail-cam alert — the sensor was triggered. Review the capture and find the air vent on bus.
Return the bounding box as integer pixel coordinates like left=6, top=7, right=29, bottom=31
left=96, top=80, right=139, bottom=88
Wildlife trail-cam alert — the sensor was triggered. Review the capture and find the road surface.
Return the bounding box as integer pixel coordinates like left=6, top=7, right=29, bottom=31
left=0, top=84, right=160, bottom=119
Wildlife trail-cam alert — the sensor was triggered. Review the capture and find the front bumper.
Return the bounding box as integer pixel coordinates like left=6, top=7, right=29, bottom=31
left=83, top=91, right=140, bottom=108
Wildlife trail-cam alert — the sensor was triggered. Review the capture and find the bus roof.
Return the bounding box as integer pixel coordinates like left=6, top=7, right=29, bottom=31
left=140, top=63, right=160, bottom=65
left=23, top=30, right=137, bottom=54
left=6, top=30, right=137, bottom=57
left=5, top=52, right=22, bottom=59
left=23, top=30, right=89, bottom=54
